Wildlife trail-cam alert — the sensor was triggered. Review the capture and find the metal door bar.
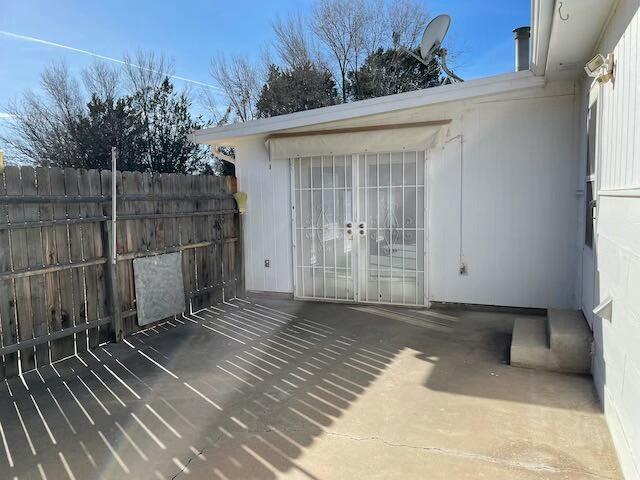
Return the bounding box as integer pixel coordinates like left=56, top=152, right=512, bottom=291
left=292, top=151, right=426, bottom=306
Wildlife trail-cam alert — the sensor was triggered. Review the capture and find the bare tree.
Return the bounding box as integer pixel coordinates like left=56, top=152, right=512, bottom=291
left=311, top=0, right=429, bottom=101
left=82, top=60, right=121, bottom=100
left=209, top=53, right=262, bottom=123
left=362, top=0, right=388, bottom=55
left=387, top=0, right=430, bottom=48
left=122, top=50, right=173, bottom=93
left=197, top=86, right=226, bottom=124
left=273, top=12, right=313, bottom=70
left=387, top=0, right=429, bottom=48
left=312, top=0, right=367, bottom=101
left=1, top=62, right=83, bottom=165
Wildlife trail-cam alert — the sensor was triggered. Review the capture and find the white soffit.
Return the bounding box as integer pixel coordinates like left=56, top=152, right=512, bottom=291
left=191, top=70, right=544, bottom=146
left=544, top=0, right=617, bottom=79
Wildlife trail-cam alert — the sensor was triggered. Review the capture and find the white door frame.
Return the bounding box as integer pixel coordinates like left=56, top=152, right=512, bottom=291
left=290, top=151, right=429, bottom=307
left=580, top=82, right=602, bottom=327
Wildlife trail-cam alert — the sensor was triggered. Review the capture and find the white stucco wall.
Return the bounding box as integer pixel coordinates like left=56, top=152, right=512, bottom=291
left=234, top=80, right=580, bottom=310
left=583, top=0, right=640, bottom=477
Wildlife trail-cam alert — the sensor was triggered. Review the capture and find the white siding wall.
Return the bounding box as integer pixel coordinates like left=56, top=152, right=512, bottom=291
left=598, top=0, right=640, bottom=191
left=234, top=139, right=292, bottom=293
left=585, top=1, right=640, bottom=478
left=429, top=86, right=579, bottom=308
left=234, top=81, right=580, bottom=310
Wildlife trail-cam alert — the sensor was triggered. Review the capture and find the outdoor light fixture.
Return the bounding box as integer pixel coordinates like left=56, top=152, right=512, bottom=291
left=584, top=53, right=615, bottom=84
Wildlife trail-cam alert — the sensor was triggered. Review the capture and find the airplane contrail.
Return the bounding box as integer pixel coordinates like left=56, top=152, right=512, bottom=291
left=0, top=30, right=223, bottom=92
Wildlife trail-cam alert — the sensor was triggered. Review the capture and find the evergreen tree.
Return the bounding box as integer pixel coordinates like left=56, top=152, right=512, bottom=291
left=2, top=63, right=210, bottom=174
left=129, top=78, right=209, bottom=174
left=257, top=62, right=339, bottom=118
left=73, top=94, right=146, bottom=171
left=348, top=48, right=441, bottom=101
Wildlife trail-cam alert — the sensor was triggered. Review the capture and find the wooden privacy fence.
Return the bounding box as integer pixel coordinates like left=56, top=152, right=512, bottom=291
left=0, top=166, right=243, bottom=380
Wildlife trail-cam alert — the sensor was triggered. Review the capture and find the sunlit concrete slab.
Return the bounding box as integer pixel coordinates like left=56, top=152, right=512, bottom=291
left=0, top=294, right=621, bottom=479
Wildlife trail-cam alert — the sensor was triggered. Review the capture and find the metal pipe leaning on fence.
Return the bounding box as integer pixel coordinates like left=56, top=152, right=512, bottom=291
left=109, top=146, right=123, bottom=342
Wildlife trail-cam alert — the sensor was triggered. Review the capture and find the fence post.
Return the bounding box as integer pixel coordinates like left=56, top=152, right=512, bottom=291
left=105, top=148, right=123, bottom=342
left=234, top=189, right=245, bottom=298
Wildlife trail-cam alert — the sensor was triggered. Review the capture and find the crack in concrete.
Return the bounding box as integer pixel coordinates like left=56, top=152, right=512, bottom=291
left=170, top=445, right=208, bottom=480
left=322, top=430, right=618, bottom=480
left=160, top=426, right=616, bottom=480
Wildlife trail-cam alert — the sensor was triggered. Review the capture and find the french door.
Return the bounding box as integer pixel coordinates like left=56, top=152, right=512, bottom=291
left=292, top=151, right=426, bottom=306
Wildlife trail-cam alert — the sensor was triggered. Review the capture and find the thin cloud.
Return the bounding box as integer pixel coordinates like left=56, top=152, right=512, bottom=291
left=0, top=113, right=14, bottom=119
left=0, top=30, right=223, bottom=92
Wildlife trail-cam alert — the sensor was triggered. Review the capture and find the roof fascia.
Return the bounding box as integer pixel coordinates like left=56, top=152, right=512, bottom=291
left=530, top=0, right=555, bottom=76
left=191, top=70, right=544, bottom=145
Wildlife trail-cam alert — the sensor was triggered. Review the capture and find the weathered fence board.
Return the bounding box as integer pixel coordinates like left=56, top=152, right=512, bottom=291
left=121, top=171, right=138, bottom=334
left=179, top=176, right=194, bottom=304
left=36, top=167, right=57, bottom=368
left=50, top=167, right=73, bottom=362
left=7, top=167, right=36, bottom=372
left=23, top=167, right=46, bottom=367
left=0, top=166, right=241, bottom=379
left=65, top=168, right=87, bottom=355
left=79, top=170, right=98, bottom=350
left=90, top=169, right=110, bottom=346
left=0, top=169, right=18, bottom=378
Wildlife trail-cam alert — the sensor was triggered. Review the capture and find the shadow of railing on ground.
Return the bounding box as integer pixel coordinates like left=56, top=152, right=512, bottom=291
left=0, top=297, right=402, bottom=479
left=0, top=294, right=601, bottom=479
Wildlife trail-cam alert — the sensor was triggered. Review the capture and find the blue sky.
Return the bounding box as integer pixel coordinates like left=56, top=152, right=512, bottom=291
left=0, top=0, right=529, bottom=119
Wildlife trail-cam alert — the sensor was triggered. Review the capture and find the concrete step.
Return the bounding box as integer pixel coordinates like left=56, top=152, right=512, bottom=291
left=510, top=310, right=592, bottom=374
left=510, top=317, right=552, bottom=369
left=546, top=309, right=592, bottom=373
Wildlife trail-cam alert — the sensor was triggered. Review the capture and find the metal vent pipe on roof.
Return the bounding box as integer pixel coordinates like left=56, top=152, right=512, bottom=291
left=513, top=26, right=531, bottom=72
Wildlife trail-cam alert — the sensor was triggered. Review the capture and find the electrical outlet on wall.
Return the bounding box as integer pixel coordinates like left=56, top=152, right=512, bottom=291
left=264, top=259, right=270, bottom=268
left=459, top=262, right=467, bottom=275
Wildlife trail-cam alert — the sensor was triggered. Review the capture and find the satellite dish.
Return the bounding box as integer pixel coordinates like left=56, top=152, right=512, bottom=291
left=420, top=14, right=451, bottom=62
left=393, top=13, right=462, bottom=84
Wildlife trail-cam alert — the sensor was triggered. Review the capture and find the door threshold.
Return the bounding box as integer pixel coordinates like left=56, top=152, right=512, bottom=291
left=293, top=296, right=427, bottom=308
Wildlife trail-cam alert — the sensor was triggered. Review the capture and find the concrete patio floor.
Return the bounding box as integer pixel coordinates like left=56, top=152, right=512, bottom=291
left=0, top=294, right=621, bottom=479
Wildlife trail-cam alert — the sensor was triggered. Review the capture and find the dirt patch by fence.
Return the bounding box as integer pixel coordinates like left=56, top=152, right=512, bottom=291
left=0, top=166, right=242, bottom=379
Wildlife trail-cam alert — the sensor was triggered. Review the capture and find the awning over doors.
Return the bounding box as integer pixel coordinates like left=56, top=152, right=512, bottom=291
left=266, top=120, right=449, bottom=159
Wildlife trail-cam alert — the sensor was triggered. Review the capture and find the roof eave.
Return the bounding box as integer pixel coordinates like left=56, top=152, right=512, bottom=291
left=530, top=0, right=556, bottom=76
left=191, top=70, right=545, bottom=145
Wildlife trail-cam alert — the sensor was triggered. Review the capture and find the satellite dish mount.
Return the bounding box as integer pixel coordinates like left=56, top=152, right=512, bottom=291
left=394, top=14, right=462, bottom=84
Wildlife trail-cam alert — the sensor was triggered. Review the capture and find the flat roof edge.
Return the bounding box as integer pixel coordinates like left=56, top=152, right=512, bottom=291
left=192, top=70, right=544, bottom=145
